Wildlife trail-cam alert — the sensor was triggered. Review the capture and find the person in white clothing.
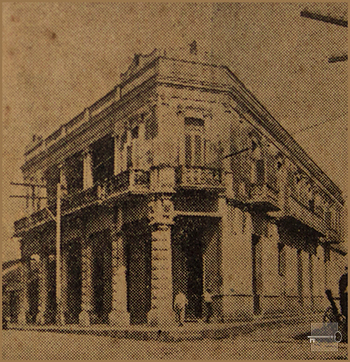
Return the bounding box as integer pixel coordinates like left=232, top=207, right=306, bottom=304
left=203, top=288, right=213, bottom=323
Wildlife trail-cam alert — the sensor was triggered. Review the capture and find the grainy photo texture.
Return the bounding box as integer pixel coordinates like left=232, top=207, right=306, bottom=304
left=2, top=2, right=348, bottom=359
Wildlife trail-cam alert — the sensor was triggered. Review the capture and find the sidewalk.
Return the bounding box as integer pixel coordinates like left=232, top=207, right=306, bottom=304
left=7, top=313, right=322, bottom=342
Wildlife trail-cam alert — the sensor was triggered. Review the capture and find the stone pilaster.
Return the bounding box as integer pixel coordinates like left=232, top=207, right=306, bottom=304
left=36, top=254, right=49, bottom=325
left=18, top=259, right=29, bottom=325
left=147, top=194, right=176, bottom=327
left=108, top=228, right=130, bottom=326
left=79, top=239, right=94, bottom=326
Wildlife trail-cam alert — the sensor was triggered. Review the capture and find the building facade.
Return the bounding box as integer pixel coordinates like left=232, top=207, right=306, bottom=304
left=13, top=48, right=346, bottom=327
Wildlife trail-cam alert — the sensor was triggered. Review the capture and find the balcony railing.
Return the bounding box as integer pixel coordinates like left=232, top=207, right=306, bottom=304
left=14, top=205, right=56, bottom=236
left=14, top=170, right=151, bottom=235
left=247, top=183, right=279, bottom=212
left=175, top=166, right=223, bottom=189
left=62, top=184, right=101, bottom=212
left=105, top=169, right=150, bottom=196
left=283, top=195, right=327, bottom=235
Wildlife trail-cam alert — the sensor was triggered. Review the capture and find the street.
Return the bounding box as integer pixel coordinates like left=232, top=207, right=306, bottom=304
left=2, top=322, right=348, bottom=359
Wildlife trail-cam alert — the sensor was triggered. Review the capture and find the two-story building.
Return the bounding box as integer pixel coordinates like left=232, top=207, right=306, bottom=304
left=13, top=48, right=346, bottom=327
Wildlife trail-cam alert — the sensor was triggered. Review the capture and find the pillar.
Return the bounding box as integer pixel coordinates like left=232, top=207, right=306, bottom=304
left=36, top=254, right=49, bottom=325
left=108, top=226, right=130, bottom=325
left=18, top=259, right=29, bottom=325
left=83, top=149, right=93, bottom=190
left=219, top=196, right=254, bottom=321
left=147, top=194, right=176, bottom=326
left=56, top=249, right=68, bottom=325
left=79, top=239, right=94, bottom=326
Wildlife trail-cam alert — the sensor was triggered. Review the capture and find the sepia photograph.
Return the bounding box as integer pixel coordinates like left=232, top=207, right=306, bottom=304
left=2, top=2, right=348, bottom=359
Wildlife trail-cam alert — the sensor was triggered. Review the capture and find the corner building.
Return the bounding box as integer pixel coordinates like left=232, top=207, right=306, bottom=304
left=14, top=49, right=346, bottom=327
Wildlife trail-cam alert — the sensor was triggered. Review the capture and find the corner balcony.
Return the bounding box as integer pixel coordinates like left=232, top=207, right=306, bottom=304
left=246, top=183, right=279, bottom=212
left=105, top=169, right=150, bottom=198
left=175, top=166, right=224, bottom=191
left=279, top=195, right=327, bottom=236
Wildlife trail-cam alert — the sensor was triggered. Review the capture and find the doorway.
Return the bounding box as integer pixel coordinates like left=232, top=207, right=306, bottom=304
left=66, top=241, right=82, bottom=324
left=91, top=231, right=112, bottom=324
left=173, top=217, right=204, bottom=321
left=126, top=231, right=151, bottom=325
left=185, top=226, right=203, bottom=320
left=252, top=234, right=262, bottom=315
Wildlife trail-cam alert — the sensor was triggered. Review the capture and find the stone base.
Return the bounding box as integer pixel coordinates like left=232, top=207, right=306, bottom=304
left=36, top=311, right=46, bottom=325
left=56, top=311, right=66, bottom=326
left=79, top=310, right=91, bottom=327
left=108, top=309, right=130, bottom=326
left=147, top=308, right=177, bottom=327
left=18, top=310, right=28, bottom=325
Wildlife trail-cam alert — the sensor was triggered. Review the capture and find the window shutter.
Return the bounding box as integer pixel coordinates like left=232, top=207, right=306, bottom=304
left=185, top=135, right=192, bottom=167
left=194, top=134, right=202, bottom=166
left=126, top=145, right=132, bottom=169
left=266, top=153, right=277, bottom=190
left=256, top=159, right=265, bottom=186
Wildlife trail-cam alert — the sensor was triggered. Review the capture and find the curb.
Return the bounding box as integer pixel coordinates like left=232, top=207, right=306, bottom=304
left=6, top=313, right=321, bottom=342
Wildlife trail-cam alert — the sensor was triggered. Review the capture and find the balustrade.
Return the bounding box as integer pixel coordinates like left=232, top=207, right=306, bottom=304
left=175, top=166, right=223, bottom=188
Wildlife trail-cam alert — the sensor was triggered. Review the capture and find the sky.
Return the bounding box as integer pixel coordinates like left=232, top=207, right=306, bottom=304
left=2, top=2, right=348, bottom=261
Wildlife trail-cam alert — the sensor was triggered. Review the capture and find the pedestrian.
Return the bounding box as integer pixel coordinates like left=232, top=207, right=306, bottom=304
left=203, top=288, right=213, bottom=323
left=174, top=292, right=188, bottom=327
left=339, top=266, right=348, bottom=319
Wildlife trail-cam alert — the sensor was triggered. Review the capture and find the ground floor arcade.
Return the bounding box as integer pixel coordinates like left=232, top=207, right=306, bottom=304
left=14, top=192, right=339, bottom=327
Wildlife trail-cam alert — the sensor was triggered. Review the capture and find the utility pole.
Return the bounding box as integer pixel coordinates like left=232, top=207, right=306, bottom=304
left=55, top=181, right=64, bottom=325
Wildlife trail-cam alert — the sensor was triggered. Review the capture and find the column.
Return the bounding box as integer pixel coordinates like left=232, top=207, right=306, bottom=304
left=147, top=194, right=176, bottom=327
left=79, top=239, right=94, bottom=326
left=108, top=210, right=130, bottom=325
left=18, top=258, right=29, bottom=325
left=83, top=149, right=93, bottom=190
left=220, top=195, right=254, bottom=321
left=36, top=254, right=49, bottom=325
left=56, top=249, right=68, bottom=325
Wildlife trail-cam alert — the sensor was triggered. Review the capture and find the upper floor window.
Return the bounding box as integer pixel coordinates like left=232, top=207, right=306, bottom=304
left=91, top=134, right=114, bottom=183
left=184, top=118, right=205, bottom=167
left=65, top=152, right=84, bottom=194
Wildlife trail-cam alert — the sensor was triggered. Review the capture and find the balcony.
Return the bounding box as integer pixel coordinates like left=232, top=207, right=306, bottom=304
left=280, top=195, right=327, bottom=236
left=246, top=183, right=279, bottom=212
left=14, top=206, right=56, bottom=236
left=13, top=170, right=151, bottom=236
left=62, top=184, right=101, bottom=213
left=175, top=166, right=224, bottom=190
left=105, top=169, right=150, bottom=197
